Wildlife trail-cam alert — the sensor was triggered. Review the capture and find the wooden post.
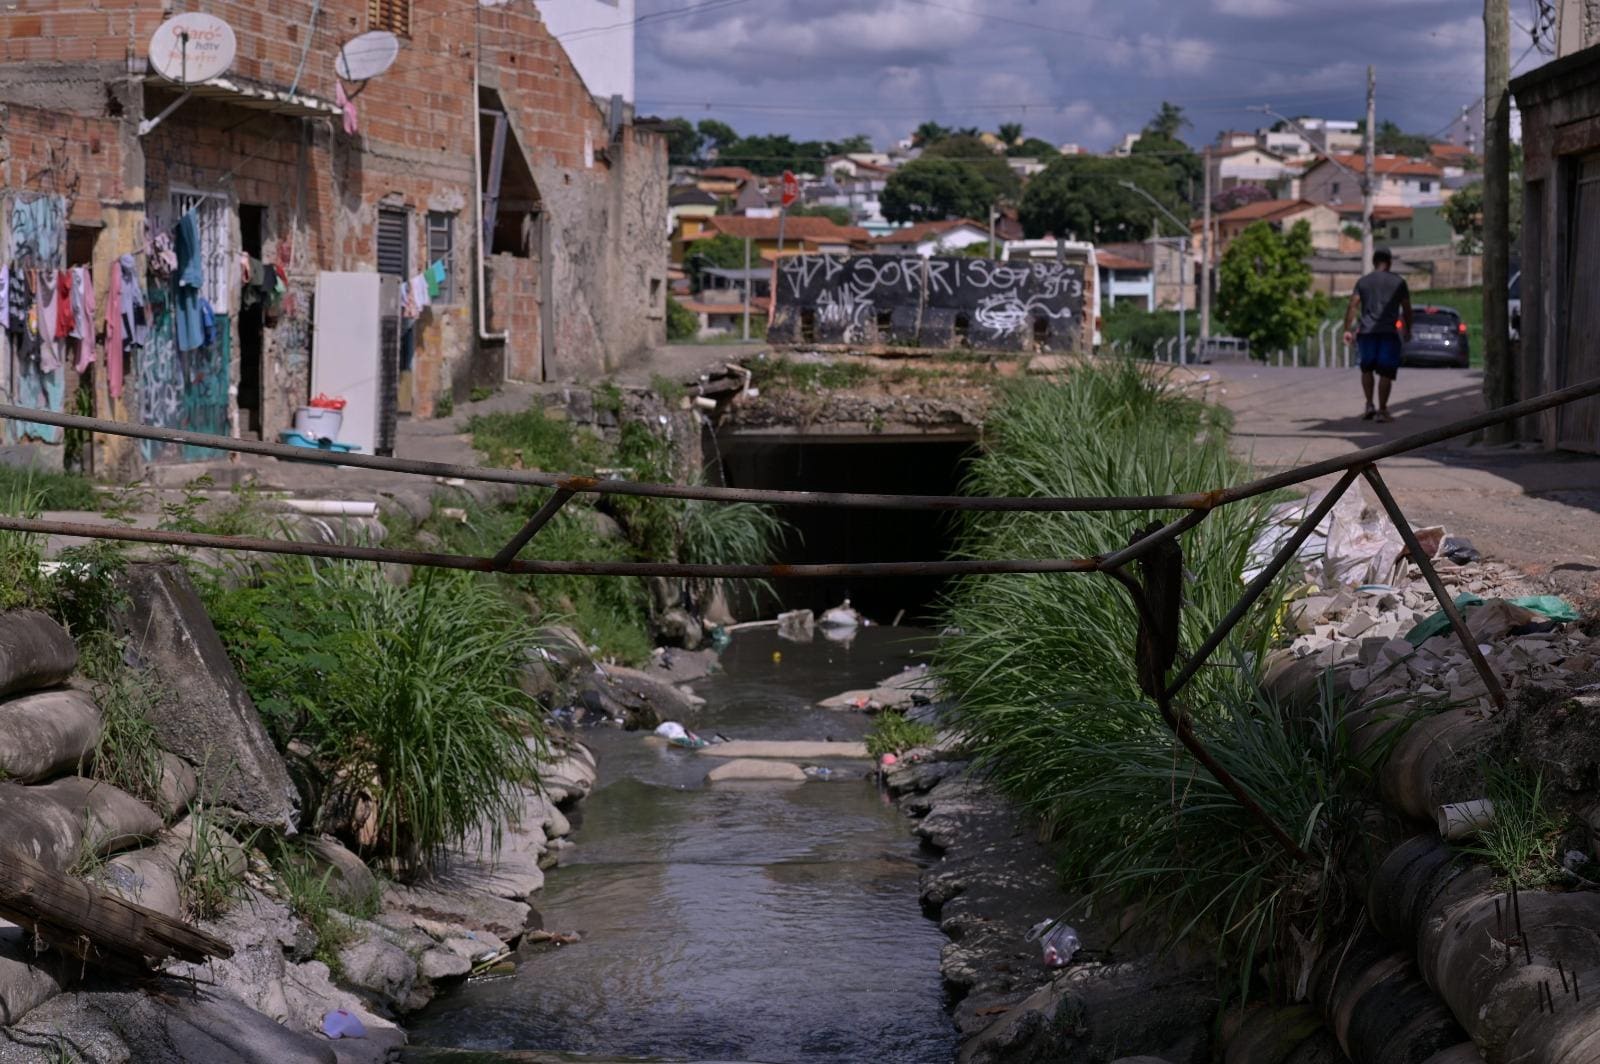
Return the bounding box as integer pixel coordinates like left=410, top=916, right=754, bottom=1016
left=1483, top=0, right=1514, bottom=440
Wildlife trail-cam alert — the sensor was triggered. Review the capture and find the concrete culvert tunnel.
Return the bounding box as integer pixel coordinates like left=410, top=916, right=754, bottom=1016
left=713, top=434, right=978, bottom=625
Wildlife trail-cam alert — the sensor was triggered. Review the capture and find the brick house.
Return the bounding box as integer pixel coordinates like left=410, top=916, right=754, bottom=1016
left=1204, top=199, right=1343, bottom=256
left=0, top=0, right=666, bottom=472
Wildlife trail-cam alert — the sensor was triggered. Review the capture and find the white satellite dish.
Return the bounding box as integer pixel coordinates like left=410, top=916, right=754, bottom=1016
left=148, top=12, right=237, bottom=85
left=335, top=30, right=400, bottom=82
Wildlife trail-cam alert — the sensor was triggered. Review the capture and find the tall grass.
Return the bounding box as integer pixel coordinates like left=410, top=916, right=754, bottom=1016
left=206, top=560, right=547, bottom=873
left=0, top=464, right=97, bottom=512
left=680, top=494, right=786, bottom=611
left=937, top=361, right=1273, bottom=809
left=1457, top=762, right=1562, bottom=888
left=935, top=360, right=1378, bottom=996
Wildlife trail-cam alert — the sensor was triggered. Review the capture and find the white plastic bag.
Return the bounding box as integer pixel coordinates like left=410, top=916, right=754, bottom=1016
left=1026, top=918, right=1080, bottom=968
left=655, top=721, right=689, bottom=742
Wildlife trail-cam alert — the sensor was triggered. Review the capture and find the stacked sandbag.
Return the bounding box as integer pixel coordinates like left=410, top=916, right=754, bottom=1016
left=1370, top=835, right=1600, bottom=1063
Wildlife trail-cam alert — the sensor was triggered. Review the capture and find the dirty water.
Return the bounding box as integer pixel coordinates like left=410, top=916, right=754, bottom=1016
left=408, top=626, right=958, bottom=1064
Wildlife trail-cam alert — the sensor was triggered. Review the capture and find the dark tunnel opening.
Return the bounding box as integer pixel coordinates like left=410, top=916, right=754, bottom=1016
left=713, top=434, right=978, bottom=625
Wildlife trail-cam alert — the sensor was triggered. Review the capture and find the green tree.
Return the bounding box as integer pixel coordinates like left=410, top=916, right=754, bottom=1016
left=666, top=295, right=699, bottom=341
left=1443, top=145, right=1522, bottom=253
left=923, top=134, right=1018, bottom=200
left=830, top=134, right=874, bottom=155
left=651, top=117, right=703, bottom=166
left=685, top=233, right=750, bottom=272
left=698, top=119, right=738, bottom=155
left=1216, top=220, right=1328, bottom=354
left=714, top=133, right=829, bottom=175
left=1373, top=119, right=1431, bottom=159
left=998, top=121, right=1025, bottom=147
left=1131, top=131, right=1202, bottom=207
left=882, top=158, right=996, bottom=223
left=788, top=203, right=854, bottom=226
left=1019, top=154, right=1184, bottom=242
left=1145, top=101, right=1190, bottom=140
left=1010, top=137, right=1060, bottom=159
left=913, top=121, right=952, bottom=147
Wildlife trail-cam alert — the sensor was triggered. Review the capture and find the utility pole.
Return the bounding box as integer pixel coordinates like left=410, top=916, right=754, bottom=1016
left=1483, top=0, right=1513, bottom=439
left=1200, top=146, right=1212, bottom=342
left=1120, top=180, right=1187, bottom=361
left=988, top=204, right=997, bottom=258
left=742, top=236, right=752, bottom=341
left=1363, top=64, right=1376, bottom=275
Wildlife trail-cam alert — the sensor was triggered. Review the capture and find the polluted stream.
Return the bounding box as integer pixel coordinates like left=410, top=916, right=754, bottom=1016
left=409, top=625, right=958, bottom=1063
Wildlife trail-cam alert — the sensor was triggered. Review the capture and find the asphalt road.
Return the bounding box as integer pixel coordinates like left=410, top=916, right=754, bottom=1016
left=1204, top=363, right=1600, bottom=602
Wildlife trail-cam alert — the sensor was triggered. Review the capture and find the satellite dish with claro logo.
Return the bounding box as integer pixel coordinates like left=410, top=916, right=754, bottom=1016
left=335, top=30, right=400, bottom=82
left=148, top=12, right=237, bottom=84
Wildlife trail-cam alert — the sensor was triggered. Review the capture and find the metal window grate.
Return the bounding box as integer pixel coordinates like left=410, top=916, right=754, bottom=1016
left=377, top=208, right=409, bottom=277
left=367, top=0, right=411, bottom=37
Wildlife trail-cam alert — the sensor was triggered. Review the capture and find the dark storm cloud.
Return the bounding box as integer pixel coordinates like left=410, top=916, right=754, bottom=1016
left=634, top=0, right=1543, bottom=150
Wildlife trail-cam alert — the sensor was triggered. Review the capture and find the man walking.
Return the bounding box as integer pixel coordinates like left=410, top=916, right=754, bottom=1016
left=1342, top=248, right=1413, bottom=422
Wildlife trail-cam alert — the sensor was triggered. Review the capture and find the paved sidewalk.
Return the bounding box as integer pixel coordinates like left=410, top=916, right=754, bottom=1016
left=1203, top=363, right=1600, bottom=598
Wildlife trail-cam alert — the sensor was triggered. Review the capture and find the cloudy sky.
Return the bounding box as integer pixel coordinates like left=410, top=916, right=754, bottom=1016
left=632, top=0, right=1552, bottom=151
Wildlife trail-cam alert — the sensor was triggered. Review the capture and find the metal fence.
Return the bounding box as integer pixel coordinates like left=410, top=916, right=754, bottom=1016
left=4, top=375, right=1599, bottom=858
left=1114, top=323, right=1357, bottom=367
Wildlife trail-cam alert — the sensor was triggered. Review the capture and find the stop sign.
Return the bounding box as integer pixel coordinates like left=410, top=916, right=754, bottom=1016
left=781, top=170, right=799, bottom=207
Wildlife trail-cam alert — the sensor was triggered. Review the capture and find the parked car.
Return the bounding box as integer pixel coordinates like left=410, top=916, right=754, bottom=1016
left=1401, top=305, right=1470, bottom=368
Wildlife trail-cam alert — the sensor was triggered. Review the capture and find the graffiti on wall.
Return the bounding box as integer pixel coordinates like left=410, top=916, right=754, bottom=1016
left=767, top=254, right=1086, bottom=352
left=137, top=299, right=231, bottom=463
left=4, top=194, right=68, bottom=443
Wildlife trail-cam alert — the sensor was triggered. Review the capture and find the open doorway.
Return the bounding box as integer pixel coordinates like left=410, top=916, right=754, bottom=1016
left=238, top=204, right=265, bottom=438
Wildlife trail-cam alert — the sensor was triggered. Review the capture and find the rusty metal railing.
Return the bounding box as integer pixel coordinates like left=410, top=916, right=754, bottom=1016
left=2, top=374, right=1599, bottom=855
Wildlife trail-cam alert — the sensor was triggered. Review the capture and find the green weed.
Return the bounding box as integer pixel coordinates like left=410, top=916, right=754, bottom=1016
left=864, top=712, right=938, bottom=757
left=1456, top=762, right=1562, bottom=889
left=650, top=373, right=686, bottom=403
left=435, top=393, right=454, bottom=418
left=749, top=357, right=873, bottom=391
left=84, top=659, right=167, bottom=805
left=272, top=843, right=380, bottom=974
left=679, top=493, right=785, bottom=611
left=179, top=799, right=251, bottom=921
left=469, top=386, right=494, bottom=403
left=468, top=407, right=604, bottom=472
left=0, top=463, right=97, bottom=511
left=0, top=483, right=49, bottom=613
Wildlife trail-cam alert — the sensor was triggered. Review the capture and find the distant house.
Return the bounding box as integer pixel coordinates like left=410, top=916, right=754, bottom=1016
left=1096, top=249, right=1156, bottom=310
left=870, top=218, right=993, bottom=257
left=697, top=166, right=761, bottom=198
left=669, top=186, right=718, bottom=235
left=1301, top=155, right=1445, bottom=208
left=1007, top=157, right=1049, bottom=179
left=1205, top=199, right=1342, bottom=255
left=825, top=155, right=895, bottom=180
left=1428, top=142, right=1477, bottom=178
left=687, top=215, right=872, bottom=259
left=1206, top=145, right=1298, bottom=198
left=1100, top=240, right=1190, bottom=310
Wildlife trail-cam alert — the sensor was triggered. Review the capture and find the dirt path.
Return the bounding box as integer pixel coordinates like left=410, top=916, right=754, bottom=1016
left=1205, top=363, right=1600, bottom=602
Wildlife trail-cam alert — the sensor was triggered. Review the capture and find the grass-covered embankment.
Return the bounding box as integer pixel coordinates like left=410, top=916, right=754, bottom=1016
left=935, top=360, right=1391, bottom=996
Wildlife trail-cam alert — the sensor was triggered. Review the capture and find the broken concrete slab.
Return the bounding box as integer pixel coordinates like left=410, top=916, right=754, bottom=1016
left=0, top=610, right=77, bottom=700
left=0, top=688, right=101, bottom=784
left=819, top=664, right=937, bottom=711
left=381, top=882, right=532, bottom=943
left=698, top=739, right=870, bottom=760
left=706, top=759, right=807, bottom=783
left=119, top=563, right=299, bottom=831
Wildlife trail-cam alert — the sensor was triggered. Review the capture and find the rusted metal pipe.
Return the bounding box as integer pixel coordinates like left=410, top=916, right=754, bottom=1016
left=1163, top=468, right=1360, bottom=700
left=1361, top=467, right=1509, bottom=711
left=0, top=513, right=1101, bottom=579
left=491, top=489, right=573, bottom=570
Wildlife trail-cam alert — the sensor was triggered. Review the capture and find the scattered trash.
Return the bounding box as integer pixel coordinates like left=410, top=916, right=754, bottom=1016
left=777, top=609, right=816, bottom=643
left=1563, top=850, right=1590, bottom=873
left=772, top=651, right=782, bottom=664
left=321, top=1009, right=366, bottom=1040
left=1405, top=594, right=1579, bottom=646
left=1439, top=535, right=1482, bottom=565
left=655, top=721, right=709, bottom=749
left=820, top=598, right=868, bottom=630
left=1026, top=919, right=1080, bottom=968
left=1438, top=799, right=1495, bottom=840
left=524, top=929, right=582, bottom=945
left=440, top=506, right=468, bottom=523
left=708, top=625, right=732, bottom=650
left=804, top=765, right=836, bottom=780
left=879, top=753, right=897, bottom=768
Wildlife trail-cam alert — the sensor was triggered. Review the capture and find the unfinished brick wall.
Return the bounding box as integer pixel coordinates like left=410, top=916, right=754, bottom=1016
left=0, top=0, right=666, bottom=461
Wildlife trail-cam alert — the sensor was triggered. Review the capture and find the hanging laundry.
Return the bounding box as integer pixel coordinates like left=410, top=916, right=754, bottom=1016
left=54, top=270, right=73, bottom=340
left=118, top=254, right=149, bottom=351
left=146, top=222, right=177, bottom=280
left=106, top=263, right=125, bottom=400
left=71, top=267, right=96, bottom=373
left=199, top=297, right=217, bottom=348
left=425, top=259, right=447, bottom=300
left=335, top=79, right=359, bottom=136
left=36, top=271, right=63, bottom=374
left=409, top=274, right=431, bottom=315
left=174, top=212, right=206, bottom=352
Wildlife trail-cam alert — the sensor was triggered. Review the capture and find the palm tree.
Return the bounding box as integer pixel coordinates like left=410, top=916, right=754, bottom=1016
left=913, top=121, right=951, bottom=147
left=998, top=122, right=1024, bottom=147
